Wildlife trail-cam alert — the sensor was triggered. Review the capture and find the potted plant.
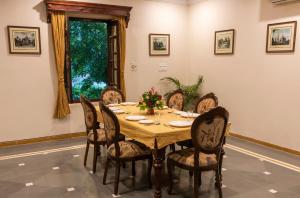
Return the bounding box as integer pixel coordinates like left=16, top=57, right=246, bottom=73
left=161, top=76, right=203, bottom=110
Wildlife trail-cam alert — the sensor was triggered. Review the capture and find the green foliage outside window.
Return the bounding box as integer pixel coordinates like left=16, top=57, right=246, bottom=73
left=69, top=19, right=108, bottom=101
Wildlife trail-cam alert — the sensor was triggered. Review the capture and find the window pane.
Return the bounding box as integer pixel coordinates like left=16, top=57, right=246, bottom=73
left=69, top=19, right=108, bottom=101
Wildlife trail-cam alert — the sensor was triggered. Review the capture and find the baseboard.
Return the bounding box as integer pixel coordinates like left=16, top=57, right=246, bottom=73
left=229, top=132, right=300, bottom=156
left=0, top=132, right=86, bottom=148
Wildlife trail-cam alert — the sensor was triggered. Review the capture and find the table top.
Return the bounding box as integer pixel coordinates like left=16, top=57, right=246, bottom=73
left=96, top=105, right=192, bottom=149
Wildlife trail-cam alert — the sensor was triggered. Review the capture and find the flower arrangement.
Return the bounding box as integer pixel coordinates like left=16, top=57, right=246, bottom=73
left=138, top=87, right=164, bottom=114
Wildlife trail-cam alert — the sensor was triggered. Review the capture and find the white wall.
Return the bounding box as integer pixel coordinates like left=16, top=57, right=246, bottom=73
left=188, top=0, right=300, bottom=151
left=0, top=0, right=189, bottom=142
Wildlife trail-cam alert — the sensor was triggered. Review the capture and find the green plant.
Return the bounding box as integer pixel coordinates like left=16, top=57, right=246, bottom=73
left=161, top=76, right=203, bottom=110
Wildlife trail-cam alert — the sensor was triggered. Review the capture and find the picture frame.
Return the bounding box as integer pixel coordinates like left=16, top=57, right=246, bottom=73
left=149, top=33, right=170, bottom=56
left=214, top=29, right=235, bottom=55
left=266, top=21, right=297, bottom=53
left=7, top=26, right=41, bottom=54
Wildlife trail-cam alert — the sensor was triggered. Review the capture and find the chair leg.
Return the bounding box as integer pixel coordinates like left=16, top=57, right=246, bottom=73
left=217, top=170, right=223, bottom=198
left=198, top=172, right=202, bottom=186
left=216, top=149, right=225, bottom=187
left=131, top=161, right=136, bottom=177
left=97, top=145, right=101, bottom=156
left=122, top=162, right=126, bottom=169
left=215, top=167, right=222, bottom=188
left=84, top=141, right=90, bottom=166
left=147, top=158, right=153, bottom=188
left=194, top=170, right=199, bottom=198
left=103, top=158, right=110, bottom=185
left=218, top=184, right=223, bottom=198
left=189, top=170, right=193, bottom=177
left=113, top=160, right=121, bottom=196
left=170, top=144, right=175, bottom=152
left=92, top=144, right=98, bottom=173
left=167, top=161, right=173, bottom=194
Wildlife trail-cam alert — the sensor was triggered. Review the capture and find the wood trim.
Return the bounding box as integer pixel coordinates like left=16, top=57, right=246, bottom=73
left=44, top=0, right=132, bottom=25
left=0, top=132, right=86, bottom=148
left=230, top=132, right=300, bottom=156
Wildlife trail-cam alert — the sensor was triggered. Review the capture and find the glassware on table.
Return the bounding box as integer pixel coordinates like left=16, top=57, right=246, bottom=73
left=187, top=110, right=193, bottom=122
left=154, top=112, right=161, bottom=125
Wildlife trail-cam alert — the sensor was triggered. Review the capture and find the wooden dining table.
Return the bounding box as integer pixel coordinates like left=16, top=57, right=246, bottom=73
left=96, top=104, right=231, bottom=198
left=96, top=104, right=193, bottom=198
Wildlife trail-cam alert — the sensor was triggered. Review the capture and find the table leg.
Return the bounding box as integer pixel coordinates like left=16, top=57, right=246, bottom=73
left=152, top=140, right=166, bottom=198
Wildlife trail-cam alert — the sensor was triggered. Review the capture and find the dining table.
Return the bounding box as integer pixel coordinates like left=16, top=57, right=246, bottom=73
left=96, top=103, right=230, bottom=198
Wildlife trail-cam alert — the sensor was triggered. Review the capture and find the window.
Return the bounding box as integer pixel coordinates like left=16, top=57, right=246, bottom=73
left=65, top=18, right=120, bottom=103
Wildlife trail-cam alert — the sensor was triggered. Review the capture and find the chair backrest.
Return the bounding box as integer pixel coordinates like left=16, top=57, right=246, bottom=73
left=100, top=101, right=121, bottom=156
left=166, top=89, right=184, bottom=111
left=191, top=106, right=229, bottom=154
left=80, top=95, right=98, bottom=130
left=195, top=92, right=218, bottom=114
left=100, top=86, right=125, bottom=105
left=80, top=95, right=99, bottom=140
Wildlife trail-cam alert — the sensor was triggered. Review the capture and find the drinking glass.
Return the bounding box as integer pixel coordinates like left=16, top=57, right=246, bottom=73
left=154, top=112, right=161, bottom=125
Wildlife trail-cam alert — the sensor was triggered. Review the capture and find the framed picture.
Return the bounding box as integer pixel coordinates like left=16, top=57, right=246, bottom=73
left=7, top=26, right=41, bottom=54
left=214, top=29, right=235, bottom=55
left=266, top=21, right=297, bottom=53
left=149, top=34, right=170, bottom=56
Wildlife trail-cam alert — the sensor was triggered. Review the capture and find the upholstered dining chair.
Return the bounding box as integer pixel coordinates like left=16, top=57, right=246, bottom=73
left=177, top=92, right=219, bottom=149
left=166, top=89, right=185, bottom=152
left=167, top=106, right=229, bottom=198
left=195, top=92, right=218, bottom=114
left=100, top=101, right=153, bottom=197
left=80, top=95, right=106, bottom=173
left=166, top=89, right=184, bottom=111
left=100, top=86, right=125, bottom=105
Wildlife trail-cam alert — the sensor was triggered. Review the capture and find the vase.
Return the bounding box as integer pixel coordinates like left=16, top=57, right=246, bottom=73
left=147, top=108, right=155, bottom=115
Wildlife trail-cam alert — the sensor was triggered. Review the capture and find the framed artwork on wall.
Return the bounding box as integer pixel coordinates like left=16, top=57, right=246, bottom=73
left=214, top=29, right=235, bottom=55
left=149, top=33, right=170, bottom=56
left=266, top=21, right=297, bottom=53
left=7, top=26, right=41, bottom=54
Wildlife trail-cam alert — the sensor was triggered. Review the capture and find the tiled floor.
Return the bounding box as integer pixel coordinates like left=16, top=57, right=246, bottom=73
left=0, top=137, right=299, bottom=198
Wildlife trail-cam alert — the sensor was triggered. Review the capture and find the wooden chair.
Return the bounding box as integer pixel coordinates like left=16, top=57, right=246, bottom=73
left=177, top=92, right=218, bottom=149
left=100, top=86, right=125, bottom=105
left=166, top=89, right=184, bottom=111
left=80, top=95, right=106, bottom=173
left=167, top=106, right=229, bottom=198
left=195, top=92, right=218, bottom=114
left=166, top=89, right=185, bottom=152
left=100, top=101, right=153, bottom=197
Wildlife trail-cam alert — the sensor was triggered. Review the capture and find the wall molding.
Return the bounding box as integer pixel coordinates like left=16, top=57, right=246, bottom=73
left=230, top=132, right=300, bottom=156
left=0, top=132, right=86, bottom=148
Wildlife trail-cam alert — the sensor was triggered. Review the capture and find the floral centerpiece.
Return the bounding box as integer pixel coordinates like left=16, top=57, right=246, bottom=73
left=138, top=87, right=164, bottom=115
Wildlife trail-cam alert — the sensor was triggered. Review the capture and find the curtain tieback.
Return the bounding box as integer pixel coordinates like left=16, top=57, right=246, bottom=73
left=58, top=76, right=65, bottom=83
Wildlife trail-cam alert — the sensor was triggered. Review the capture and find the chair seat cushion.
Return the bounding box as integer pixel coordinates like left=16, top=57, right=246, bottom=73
left=167, top=148, right=217, bottom=167
left=87, top=129, right=106, bottom=142
left=107, top=140, right=152, bottom=159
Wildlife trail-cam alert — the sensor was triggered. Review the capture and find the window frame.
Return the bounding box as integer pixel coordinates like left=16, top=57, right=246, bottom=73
left=65, top=17, right=116, bottom=103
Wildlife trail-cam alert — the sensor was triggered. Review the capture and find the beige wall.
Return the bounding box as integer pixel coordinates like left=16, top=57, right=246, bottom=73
left=188, top=0, right=300, bottom=151
left=1, top=0, right=300, bottom=152
left=0, top=0, right=188, bottom=142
